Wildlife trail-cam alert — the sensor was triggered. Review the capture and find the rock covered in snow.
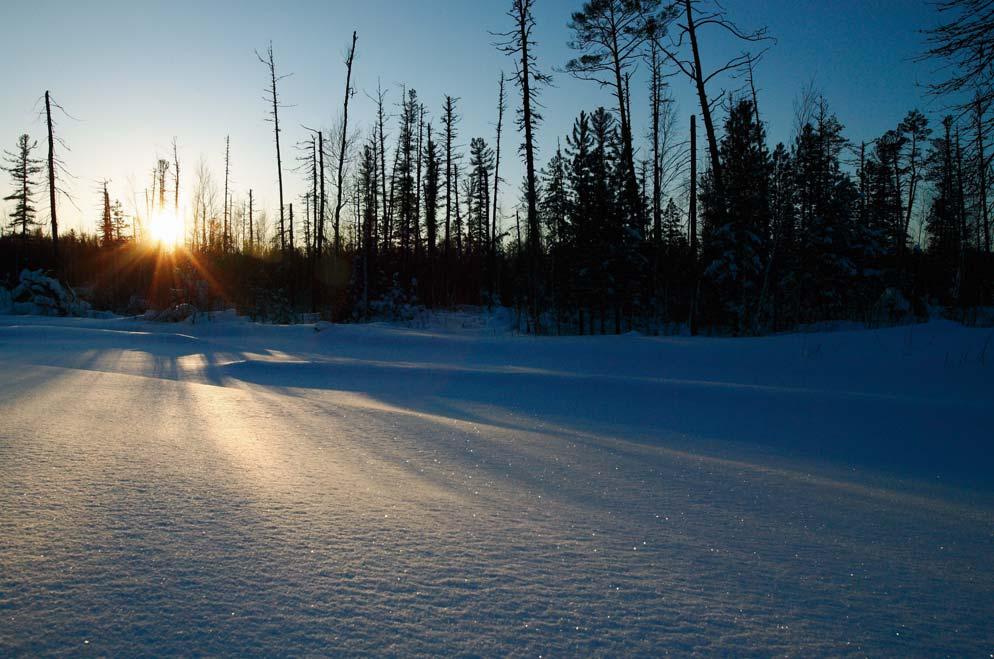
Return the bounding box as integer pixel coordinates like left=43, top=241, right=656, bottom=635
left=9, top=269, right=92, bottom=317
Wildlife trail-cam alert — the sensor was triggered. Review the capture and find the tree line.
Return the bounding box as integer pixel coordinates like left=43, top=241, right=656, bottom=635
left=2, top=0, right=992, bottom=332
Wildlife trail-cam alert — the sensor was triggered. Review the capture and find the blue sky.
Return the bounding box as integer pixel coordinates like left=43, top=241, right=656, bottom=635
left=0, top=0, right=945, bottom=234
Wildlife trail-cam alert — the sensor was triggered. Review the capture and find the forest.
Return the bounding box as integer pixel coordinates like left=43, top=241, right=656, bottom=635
left=2, top=0, right=992, bottom=335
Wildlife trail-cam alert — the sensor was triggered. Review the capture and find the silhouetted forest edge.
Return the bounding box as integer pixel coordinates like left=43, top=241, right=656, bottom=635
left=2, top=0, right=992, bottom=335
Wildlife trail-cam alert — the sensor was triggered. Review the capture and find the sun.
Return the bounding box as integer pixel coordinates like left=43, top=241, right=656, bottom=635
left=148, top=208, right=183, bottom=247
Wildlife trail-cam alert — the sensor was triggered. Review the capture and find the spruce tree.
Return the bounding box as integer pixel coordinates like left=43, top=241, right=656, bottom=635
left=2, top=135, right=43, bottom=239
left=701, top=99, right=771, bottom=332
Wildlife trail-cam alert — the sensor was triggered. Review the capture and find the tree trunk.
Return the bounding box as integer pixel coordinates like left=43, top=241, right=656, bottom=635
left=333, top=31, right=357, bottom=255
left=491, top=74, right=505, bottom=306
left=977, top=98, right=991, bottom=254
left=224, top=136, right=230, bottom=251
left=684, top=0, right=723, bottom=197
left=689, top=113, right=699, bottom=336
left=518, top=8, right=540, bottom=331
left=45, top=91, right=59, bottom=267
left=269, top=51, right=287, bottom=253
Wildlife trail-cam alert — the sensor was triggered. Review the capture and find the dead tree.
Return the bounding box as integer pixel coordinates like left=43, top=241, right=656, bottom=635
left=289, top=202, right=295, bottom=250
left=248, top=189, right=254, bottom=250
left=311, top=136, right=318, bottom=254
left=374, top=82, right=390, bottom=253
left=495, top=0, right=551, bottom=330
left=256, top=41, right=291, bottom=253
left=318, top=130, right=326, bottom=254
left=157, top=159, right=169, bottom=210
left=923, top=0, right=994, bottom=108
left=491, top=73, right=507, bottom=303
left=648, top=0, right=771, bottom=197
left=689, top=113, right=698, bottom=336
left=172, top=137, right=180, bottom=214
left=223, top=135, right=231, bottom=250
left=44, top=91, right=64, bottom=266
left=333, top=31, right=358, bottom=254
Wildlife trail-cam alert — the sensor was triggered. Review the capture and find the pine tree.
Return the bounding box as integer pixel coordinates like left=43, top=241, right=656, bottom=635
left=925, top=116, right=963, bottom=302
left=566, top=0, right=670, bottom=225
left=359, top=137, right=379, bottom=315
left=897, top=110, right=931, bottom=256
left=701, top=99, right=771, bottom=332
left=540, top=144, right=568, bottom=248
left=793, top=102, right=862, bottom=320
left=468, top=137, right=494, bottom=252
left=541, top=143, right=570, bottom=325
left=100, top=181, right=114, bottom=246
left=395, top=88, right=419, bottom=257
left=441, top=95, right=459, bottom=263
left=566, top=111, right=596, bottom=329
left=423, top=126, right=440, bottom=257
left=2, top=134, right=43, bottom=239
left=112, top=199, right=128, bottom=242
left=766, top=142, right=797, bottom=328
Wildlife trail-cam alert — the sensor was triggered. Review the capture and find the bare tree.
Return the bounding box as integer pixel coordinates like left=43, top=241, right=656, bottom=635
left=192, top=157, right=217, bottom=250
left=256, top=41, right=292, bottom=253
left=374, top=82, right=390, bottom=253
left=42, top=91, right=76, bottom=266
left=689, top=113, right=698, bottom=336
left=223, top=135, right=231, bottom=251
left=333, top=31, right=358, bottom=254
left=495, top=0, right=551, bottom=328
left=156, top=159, right=169, bottom=211
left=172, top=137, right=180, bottom=215
left=647, top=0, right=771, bottom=196
left=922, top=0, right=994, bottom=104
left=249, top=188, right=255, bottom=251
left=318, top=130, right=325, bottom=254
left=491, top=73, right=507, bottom=302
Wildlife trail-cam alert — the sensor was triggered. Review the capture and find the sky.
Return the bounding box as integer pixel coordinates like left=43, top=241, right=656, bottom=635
left=0, top=0, right=946, bottom=236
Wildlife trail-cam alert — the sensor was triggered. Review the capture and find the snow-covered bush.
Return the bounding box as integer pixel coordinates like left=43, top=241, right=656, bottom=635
left=363, top=275, right=420, bottom=322
left=142, top=303, right=197, bottom=322
left=867, top=287, right=916, bottom=327
left=9, top=269, right=92, bottom=317
left=247, top=288, right=294, bottom=324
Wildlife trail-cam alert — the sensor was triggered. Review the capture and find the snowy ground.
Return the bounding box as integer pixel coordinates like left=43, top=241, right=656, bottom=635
left=1, top=311, right=992, bottom=655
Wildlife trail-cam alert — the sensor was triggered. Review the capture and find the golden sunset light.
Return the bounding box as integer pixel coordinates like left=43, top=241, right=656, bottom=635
left=2, top=0, right=993, bottom=656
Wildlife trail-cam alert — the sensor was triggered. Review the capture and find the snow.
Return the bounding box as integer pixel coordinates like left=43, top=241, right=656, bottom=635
left=1, top=312, right=992, bottom=654
left=4, top=269, right=93, bottom=317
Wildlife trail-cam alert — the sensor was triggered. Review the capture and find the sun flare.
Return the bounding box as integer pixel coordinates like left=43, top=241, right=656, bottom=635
left=148, top=208, right=183, bottom=247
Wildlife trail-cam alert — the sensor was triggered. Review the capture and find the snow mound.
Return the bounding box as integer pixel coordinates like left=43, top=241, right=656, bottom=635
left=8, top=269, right=92, bottom=317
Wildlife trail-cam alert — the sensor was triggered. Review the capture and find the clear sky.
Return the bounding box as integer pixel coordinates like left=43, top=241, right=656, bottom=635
left=0, top=0, right=945, bottom=235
